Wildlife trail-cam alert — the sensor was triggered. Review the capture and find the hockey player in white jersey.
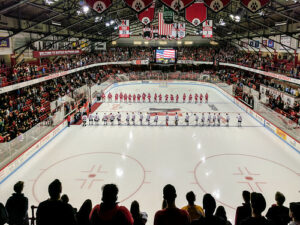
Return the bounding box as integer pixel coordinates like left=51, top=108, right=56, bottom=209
left=89, top=114, right=93, bottom=125
left=126, top=113, right=130, bottom=125
left=110, top=113, right=115, bottom=125
left=94, top=113, right=99, bottom=125
left=226, top=113, right=230, bottom=126
left=201, top=113, right=205, bottom=126
left=139, top=112, right=143, bottom=125
left=175, top=112, right=179, bottom=126
left=212, top=113, right=216, bottom=126
left=82, top=114, right=87, bottom=127
left=154, top=113, right=158, bottom=125
left=207, top=113, right=212, bottom=126
left=103, top=113, right=108, bottom=126
left=165, top=112, right=169, bottom=126
left=237, top=113, right=242, bottom=127
left=217, top=113, right=221, bottom=126
left=185, top=113, right=189, bottom=126
left=146, top=113, right=150, bottom=125
left=117, top=112, right=121, bottom=125
left=194, top=113, right=199, bottom=126
left=132, top=112, right=136, bottom=126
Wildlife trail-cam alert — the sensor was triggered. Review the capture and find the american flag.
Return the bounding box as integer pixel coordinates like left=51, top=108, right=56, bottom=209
left=156, top=49, right=175, bottom=59
left=158, top=12, right=172, bottom=36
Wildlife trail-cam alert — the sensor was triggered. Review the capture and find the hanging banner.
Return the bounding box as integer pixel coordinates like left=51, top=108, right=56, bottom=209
left=202, top=20, right=213, bottom=38
left=204, top=0, right=230, bottom=12
left=268, top=40, right=274, bottom=48
left=240, top=0, right=270, bottom=13
left=85, top=0, right=113, bottom=14
left=160, top=0, right=194, bottom=12
left=177, top=23, right=186, bottom=39
left=170, top=23, right=177, bottom=39
left=33, top=50, right=82, bottom=58
left=143, top=25, right=153, bottom=39
left=185, top=2, right=207, bottom=26
left=138, top=1, right=156, bottom=25
left=0, top=37, right=10, bottom=48
left=280, top=36, right=291, bottom=50
left=119, top=20, right=130, bottom=38
left=123, top=0, right=153, bottom=12
left=163, top=6, right=174, bottom=24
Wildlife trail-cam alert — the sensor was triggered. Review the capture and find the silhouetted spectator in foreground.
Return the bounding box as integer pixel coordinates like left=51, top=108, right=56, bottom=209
left=235, top=191, right=251, bottom=225
left=89, top=184, right=133, bottom=225
left=191, top=193, right=226, bottom=225
left=5, top=181, right=29, bottom=225
left=0, top=202, right=8, bottom=225
left=182, top=191, right=204, bottom=221
left=77, top=199, right=92, bottom=225
left=36, top=179, right=77, bottom=225
left=130, top=200, right=148, bottom=225
left=154, top=184, right=190, bottom=225
left=289, top=202, right=300, bottom=225
left=215, top=206, right=232, bottom=225
left=266, top=192, right=290, bottom=225
left=240, top=192, right=270, bottom=225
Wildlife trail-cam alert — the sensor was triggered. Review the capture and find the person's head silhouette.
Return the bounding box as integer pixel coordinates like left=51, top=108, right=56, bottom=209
left=186, top=191, right=196, bottom=206
left=243, top=190, right=250, bottom=204
left=48, top=179, right=62, bottom=200
left=250, top=192, right=266, bottom=216
left=101, top=184, right=118, bottom=206
left=203, top=193, right=216, bottom=216
left=163, top=184, right=177, bottom=206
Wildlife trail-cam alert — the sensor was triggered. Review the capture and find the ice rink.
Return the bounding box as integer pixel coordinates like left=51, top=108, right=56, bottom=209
left=1, top=81, right=300, bottom=224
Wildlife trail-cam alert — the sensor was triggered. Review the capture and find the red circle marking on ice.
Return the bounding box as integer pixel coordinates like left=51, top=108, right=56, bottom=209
left=32, top=152, right=146, bottom=204
left=193, top=153, right=300, bottom=210
left=245, top=176, right=253, bottom=181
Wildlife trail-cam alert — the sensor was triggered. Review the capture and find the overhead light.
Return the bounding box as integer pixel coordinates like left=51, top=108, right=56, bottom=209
left=275, top=21, right=287, bottom=26
left=219, top=19, right=226, bottom=26
left=235, top=15, right=240, bottom=22
left=45, top=0, right=54, bottom=4
left=184, top=41, right=193, bottom=45
left=51, top=21, right=61, bottom=26
left=95, top=17, right=102, bottom=23
left=210, top=40, right=219, bottom=45
left=144, top=41, right=149, bottom=45
left=82, top=5, right=89, bottom=14
left=114, top=26, right=118, bottom=30
left=133, top=41, right=142, bottom=45
left=76, top=10, right=82, bottom=15
left=177, top=41, right=182, bottom=45
left=230, top=14, right=234, bottom=19
left=112, top=41, right=117, bottom=45
left=110, top=20, right=115, bottom=25
left=105, top=22, right=110, bottom=27
left=159, top=41, right=167, bottom=45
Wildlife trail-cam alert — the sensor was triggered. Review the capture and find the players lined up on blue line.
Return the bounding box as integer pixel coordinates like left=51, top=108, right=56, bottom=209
left=100, top=92, right=209, bottom=103
left=81, top=112, right=243, bottom=127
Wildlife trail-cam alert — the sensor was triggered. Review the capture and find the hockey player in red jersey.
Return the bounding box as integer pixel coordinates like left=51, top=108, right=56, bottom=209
left=189, top=94, right=192, bottom=103
left=154, top=93, right=157, bottom=102
left=176, top=94, right=179, bottom=103
left=115, top=93, right=118, bottom=102
left=200, top=93, right=203, bottom=103
left=128, top=94, right=132, bottom=102
left=108, top=93, right=112, bottom=102
left=102, top=93, right=106, bottom=102
left=170, top=94, right=174, bottom=103
left=133, top=94, right=136, bottom=102
left=165, top=94, right=169, bottom=102
left=148, top=93, right=151, bottom=102
left=124, top=93, right=127, bottom=102
left=137, top=94, right=141, bottom=102
left=142, top=93, right=146, bottom=103
left=195, top=93, right=198, bottom=103
left=120, top=92, right=123, bottom=102
left=159, top=94, right=162, bottom=103
left=183, top=93, right=186, bottom=103
left=205, top=93, right=208, bottom=103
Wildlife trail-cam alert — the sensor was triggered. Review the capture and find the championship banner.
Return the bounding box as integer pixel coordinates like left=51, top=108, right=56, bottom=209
left=204, top=0, right=230, bottom=12
left=185, top=2, right=207, bottom=26
left=138, top=1, right=155, bottom=25
left=240, top=0, right=270, bottom=13
left=85, top=0, right=112, bottom=14
left=143, top=25, right=153, bottom=39
left=170, top=23, right=177, bottom=39
left=123, top=0, right=153, bottom=12
left=0, top=37, right=10, bottom=48
left=119, top=20, right=130, bottom=38
left=160, top=0, right=194, bottom=12
left=177, top=23, right=186, bottom=39
left=202, top=20, right=213, bottom=38
left=33, top=50, right=82, bottom=58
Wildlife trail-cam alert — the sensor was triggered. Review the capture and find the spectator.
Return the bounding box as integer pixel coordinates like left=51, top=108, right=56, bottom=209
left=289, top=202, right=300, bottom=225
left=154, top=184, right=190, bottom=225
left=130, top=200, right=148, bottom=225
left=76, top=199, right=92, bottom=225
left=89, top=184, right=133, bottom=225
left=235, top=191, right=251, bottom=225
left=36, top=179, right=76, bottom=225
left=0, top=202, right=8, bottom=225
left=5, top=181, right=29, bottom=225
left=240, top=192, right=269, bottom=225
left=182, top=191, right=204, bottom=221
left=191, top=193, right=226, bottom=225
left=215, top=206, right=232, bottom=225
left=266, top=192, right=290, bottom=225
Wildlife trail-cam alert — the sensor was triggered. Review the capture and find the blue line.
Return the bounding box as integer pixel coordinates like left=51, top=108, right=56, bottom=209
left=0, top=126, right=67, bottom=185
left=105, top=81, right=300, bottom=154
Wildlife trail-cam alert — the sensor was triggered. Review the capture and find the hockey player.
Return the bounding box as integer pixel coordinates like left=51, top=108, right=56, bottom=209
left=120, top=92, right=123, bottom=102
left=185, top=113, right=189, bottom=126
left=133, top=94, right=136, bottom=102
left=94, top=113, right=99, bottom=125
left=159, top=94, right=162, bottom=103
left=154, top=113, right=158, bottom=125
left=176, top=94, right=179, bottom=103
left=124, top=93, right=128, bottom=103
left=183, top=93, right=186, bottom=103
left=82, top=114, right=87, bottom=127
left=148, top=93, right=151, bottom=102
left=108, top=93, right=112, bottom=102
left=170, top=94, right=174, bottom=103
left=201, top=113, right=205, bottom=126
left=205, top=93, right=208, bottom=103
left=212, top=113, right=216, bottom=126
left=194, top=113, right=199, bottom=125
left=132, top=112, right=136, bottom=125
left=126, top=113, right=130, bottom=125
left=166, top=112, right=169, bottom=126
left=175, top=112, right=179, bottom=126
left=137, top=93, right=141, bottom=102
left=154, top=93, right=157, bottom=103
left=207, top=112, right=211, bottom=126
left=115, top=93, right=118, bottom=102
left=128, top=94, right=132, bottom=102
left=110, top=113, right=115, bottom=125
left=103, top=113, right=108, bottom=126
left=117, top=112, right=121, bottom=125
left=165, top=94, right=169, bottom=103
left=189, top=94, right=192, bottom=103
left=146, top=113, right=151, bottom=125
left=139, top=112, right=143, bottom=125
left=101, top=92, right=106, bottom=102
left=142, top=93, right=146, bottom=103
left=195, top=94, right=198, bottom=103
left=226, top=113, right=230, bottom=126
left=217, top=113, right=221, bottom=126
left=200, top=93, right=203, bottom=103
left=237, top=113, right=242, bottom=127
left=89, top=114, right=93, bottom=125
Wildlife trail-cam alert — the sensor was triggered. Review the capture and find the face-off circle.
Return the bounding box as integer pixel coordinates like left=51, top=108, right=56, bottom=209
left=193, top=153, right=300, bottom=210
left=33, top=152, right=146, bottom=205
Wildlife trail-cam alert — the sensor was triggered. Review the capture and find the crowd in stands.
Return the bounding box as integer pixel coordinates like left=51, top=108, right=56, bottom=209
left=0, top=180, right=299, bottom=225
left=0, top=46, right=299, bottom=88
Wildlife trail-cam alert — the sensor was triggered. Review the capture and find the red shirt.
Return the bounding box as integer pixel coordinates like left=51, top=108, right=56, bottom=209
left=154, top=208, right=190, bottom=225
